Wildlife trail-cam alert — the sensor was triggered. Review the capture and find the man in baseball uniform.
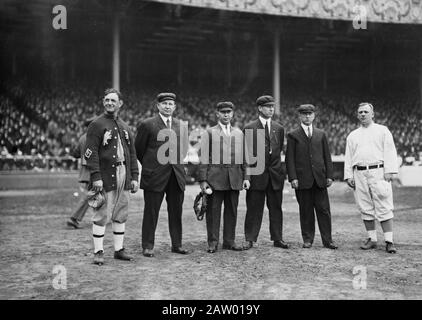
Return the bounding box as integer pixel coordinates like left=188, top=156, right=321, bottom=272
left=85, top=88, right=139, bottom=265
left=344, top=102, right=398, bottom=253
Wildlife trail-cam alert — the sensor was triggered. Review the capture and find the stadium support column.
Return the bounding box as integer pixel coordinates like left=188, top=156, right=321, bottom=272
left=112, top=11, right=120, bottom=91
left=420, top=40, right=422, bottom=114
left=273, top=28, right=281, bottom=115
left=126, top=51, right=131, bottom=84
left=177, top=54, right=183, bottom=87
left=225, top=31, right=233, bottom=91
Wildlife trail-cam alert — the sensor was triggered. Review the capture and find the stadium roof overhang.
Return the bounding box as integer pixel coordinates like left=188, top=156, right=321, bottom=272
left=1, top=0, right=421, bottom=62
left=149, top=0, right=422, bottom=25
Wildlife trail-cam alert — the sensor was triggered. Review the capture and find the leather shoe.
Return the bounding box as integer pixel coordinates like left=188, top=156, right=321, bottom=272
left=360, top=238, right=377, bottom=250
left=302, top=242, right=312, bottom=248
left=207, top=246, right=217, bottom=253
left=67, top=218, right=80, bottom=229
left=142, top=248, right=154, bottom=257
left=385, top=241, right=397, bottom=254
left=114, top=248, right=133, bottom=261
left=222, top=243, right=243, bottom=251
left=243, top=241, right=253, bottom=250
left=324, top=242, right=338, bottom=250
left=274, top=240, right=289, bottom=249
left=93, top=250, right=104, bottom=265
left=171, top=247, right=189, bottom=254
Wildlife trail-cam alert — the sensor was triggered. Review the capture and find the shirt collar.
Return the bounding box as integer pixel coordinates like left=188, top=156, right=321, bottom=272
left=259, top=116, right=271, bottom=128
left=218, top=121, right=231, bottom=131
left=301, top=123, right=313, bottom=133
left=159, top=113, right=171, bottom=125
left=104, top=112, right=118, bottom=120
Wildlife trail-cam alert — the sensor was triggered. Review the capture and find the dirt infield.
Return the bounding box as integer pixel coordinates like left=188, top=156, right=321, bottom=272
left=0, top=182, right=421, bottom=300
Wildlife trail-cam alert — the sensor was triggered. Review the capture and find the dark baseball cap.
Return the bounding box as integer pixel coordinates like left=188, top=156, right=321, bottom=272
left=256, top=95, right=275, bottom=107
left=297, top=104, right=315, bottom=114
left=157, top=92, right=176, bottom=103
left=216, top=101, right=234, bottom=111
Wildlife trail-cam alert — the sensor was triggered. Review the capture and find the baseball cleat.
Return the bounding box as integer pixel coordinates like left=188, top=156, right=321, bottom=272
left=94, top=250, right=104, bottom=265
left=385, top=241, right=397, bottom=254
left=360, top=238, right=377, bottom=250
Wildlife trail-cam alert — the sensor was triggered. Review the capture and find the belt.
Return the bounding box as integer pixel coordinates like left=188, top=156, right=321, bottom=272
left=356, top=164, right=383, bottom=171
left=116, top=161, right=126, bottom=166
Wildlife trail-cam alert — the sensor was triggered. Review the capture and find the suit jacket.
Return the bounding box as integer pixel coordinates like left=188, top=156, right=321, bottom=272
left=135, top=115, right=189, bottom=192
left=243, top=119, right=285, bottom=190
left=198, top=124, right=248, bottom=191
left=285, top=126, right=333, bottom=190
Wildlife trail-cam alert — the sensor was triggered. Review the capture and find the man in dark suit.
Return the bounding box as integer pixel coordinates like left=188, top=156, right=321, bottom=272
left=285, top=104, right=337, bottom=249
left=135, top=92, right=189, bottom=257
left=198, top=101, right=250, bottom=253
left=242, top=95, right=289, bottom=250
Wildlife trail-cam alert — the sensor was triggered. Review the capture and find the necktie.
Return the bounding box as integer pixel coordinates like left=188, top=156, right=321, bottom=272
left=225, top=125, right=230, bottom=135
left=265, top=121, right=270, bottom=141
left=265, top=121, right=272, bottom=154
left=307, top=126, right=312, bottom=138
left=166, top=118, right=171, bottom=129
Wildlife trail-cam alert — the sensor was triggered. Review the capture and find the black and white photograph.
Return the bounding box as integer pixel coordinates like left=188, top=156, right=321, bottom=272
left=0, top=0, right=421, bottom=305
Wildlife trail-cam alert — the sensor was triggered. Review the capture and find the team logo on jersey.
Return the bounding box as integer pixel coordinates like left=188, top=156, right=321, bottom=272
left=103, top=130, right=112, bottom=146
left=85, top=148, right=92, bottom=159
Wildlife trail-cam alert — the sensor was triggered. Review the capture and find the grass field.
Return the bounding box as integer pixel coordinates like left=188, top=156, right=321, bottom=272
left=0, top=182, right=421, bottom=300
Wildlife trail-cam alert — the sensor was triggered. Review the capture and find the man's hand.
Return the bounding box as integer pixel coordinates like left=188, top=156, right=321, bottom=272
left=200, top=181, right=211, bottom=193
left=243, top=180, right=250, bottom=190
left=346, top=178, right=355, bottom=190
left=291, top=179, right=299, bottom=189
left=384, top=173, right=394, bottom=182
left=326, top=178, right=333, bottom=188
left=130, top=180, right=139, bottom=193
left=92, top=179, right=103, bottom=192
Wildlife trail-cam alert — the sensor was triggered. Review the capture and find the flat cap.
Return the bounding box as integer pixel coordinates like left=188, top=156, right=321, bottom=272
left=157, top=92, right=176, bottom=102
left=297, top=104, right=315, bottom=113
left=256, top=95, right=275, bottom=107
left=84, top=116, right=97, bottom=127
left=216, top=101, right=234, bottom=111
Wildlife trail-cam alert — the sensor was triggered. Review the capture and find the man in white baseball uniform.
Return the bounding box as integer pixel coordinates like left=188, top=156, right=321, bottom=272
left=344, top=102, right=398, bottom=253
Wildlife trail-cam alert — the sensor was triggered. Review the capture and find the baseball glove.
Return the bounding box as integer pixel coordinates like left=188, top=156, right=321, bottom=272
left=87, top=189, right=106, bottom=209
left=193, top=191, right=208, bottom=221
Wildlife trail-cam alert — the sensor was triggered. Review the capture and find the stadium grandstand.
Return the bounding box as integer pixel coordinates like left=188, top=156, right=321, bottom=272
left=0, top=0, right=421, bottom=174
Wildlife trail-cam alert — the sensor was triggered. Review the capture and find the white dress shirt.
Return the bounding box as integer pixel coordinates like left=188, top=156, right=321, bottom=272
left=301, top=123, right=313, bottom=138
left=259, top=116, right=271, bottom=132
left=218, top=121, right=231, bottom=136
left=159, top=113, right=172, bottom=128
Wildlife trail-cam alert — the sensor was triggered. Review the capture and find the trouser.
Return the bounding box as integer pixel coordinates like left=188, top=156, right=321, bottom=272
left=142, top=170, right=184, bottom=250
left=70, top=182, right=91, bottom=221
left=92, top=165, right=130, bottom=227
left=353, top=167, right=394, bottom=222
left=295, top=182, right=333, bottom=245
left=244, top=180, right=283, bottom=242
left=206, top=190, right=239, bottom=248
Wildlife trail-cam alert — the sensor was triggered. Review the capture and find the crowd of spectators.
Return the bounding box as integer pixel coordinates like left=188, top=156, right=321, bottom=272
left=1, top=81, right=421, bottom=171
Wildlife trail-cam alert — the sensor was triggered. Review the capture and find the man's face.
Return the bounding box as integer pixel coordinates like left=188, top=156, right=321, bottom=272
left=357, top=104, right=374, bottom=126
left=299, top=112, right=315, bottom=126
left=157, top=99, right=176, bottom=117
left=216, top=109, right=233, bottom=125
left=258, top=105, right=274, bottom=119
left=103, top=93, right=122, bottom=115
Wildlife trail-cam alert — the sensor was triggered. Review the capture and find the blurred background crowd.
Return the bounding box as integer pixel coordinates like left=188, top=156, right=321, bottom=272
left=1, top=81, right=421, bottom=171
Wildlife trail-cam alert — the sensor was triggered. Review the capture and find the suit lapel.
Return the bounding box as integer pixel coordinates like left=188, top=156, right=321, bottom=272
left=155, top=115, right=166, bottom=131
left=296, top=126, right=309, bottom=142
left=270, top=120, right=278, bottom=144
